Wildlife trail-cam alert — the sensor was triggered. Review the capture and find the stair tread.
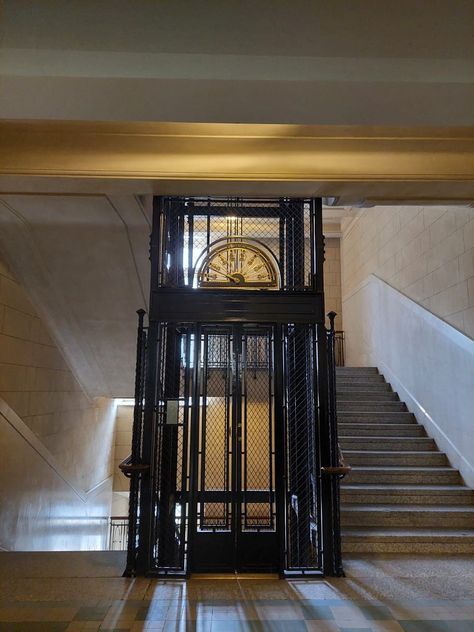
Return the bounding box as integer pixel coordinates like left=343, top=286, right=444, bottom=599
left=350, top=466, right=456, bottom=471
left=338, top=389, right=388, bottom=392
left=342, top=484, right=471, bottom=491
left=339, top=412, right=411, bottom=416
left=340, top=436, right=432, bottom=440
left=343, top=527, right=474, bottom=537
left=339, top=401, right=401, bottom=405
left=339, top=423, right=418, bottom=427
left=337, top=367, right=378, bottom=370
left=343, top=450, right=443, bottom=455
left=342, top=504, right=474, bottom=513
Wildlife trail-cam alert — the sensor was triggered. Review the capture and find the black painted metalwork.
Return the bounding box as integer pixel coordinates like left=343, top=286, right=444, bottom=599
left=321, top=311, right=349, bottom=577
left=122, top=309, right=148, bottom=576
left=124, top=196, right=343, bottom=577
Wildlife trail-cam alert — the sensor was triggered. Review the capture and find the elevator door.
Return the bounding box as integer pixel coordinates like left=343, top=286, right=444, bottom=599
left=191, top=324, right=278, bottom=572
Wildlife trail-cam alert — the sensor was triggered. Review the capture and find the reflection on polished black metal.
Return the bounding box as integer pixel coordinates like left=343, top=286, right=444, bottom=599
left=124, top=197, right=344, bottom=577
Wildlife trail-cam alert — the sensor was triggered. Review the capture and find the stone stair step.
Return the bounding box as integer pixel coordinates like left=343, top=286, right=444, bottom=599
left=337, top=363, right=474, bottom=555
left=342, top=527, right=474, bottom=553
left=339, top=423, right=425, bottom=437
left=340, top=484, right=474, bottom=505
left=337, top=367, right=379, bottom=374
left=346, top=466, right=461, bottom=485
left=339, top=436, right=437, bottom=451
left=337, top=382, right=391, bottom=391
left=338, top=401, right=407, bottom=412
left=337, top=391, right=399, bottom=401
left=338, top=412, right=416, bottom=423
left=336, top=375, right=386, bottom=384
left=341, top=504, right=474, bottom=528
left=343, top=450, right=448, bottom=466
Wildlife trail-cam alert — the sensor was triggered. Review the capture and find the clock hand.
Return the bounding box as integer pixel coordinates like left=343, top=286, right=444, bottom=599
left=208, top=264, right=239, bottom=283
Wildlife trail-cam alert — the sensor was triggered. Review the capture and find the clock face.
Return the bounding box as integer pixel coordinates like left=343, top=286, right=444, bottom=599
left=197, top=241, right=278, bottom=289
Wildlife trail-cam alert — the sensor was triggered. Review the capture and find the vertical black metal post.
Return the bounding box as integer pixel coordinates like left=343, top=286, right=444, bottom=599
left=157, top=327, right=181, bottom=567
left=313, top=198, right=337, bottom=576
left=274, top=324, right=287, bottom=574
left=124, top=308, right=147, bottom=576
left=187, top=323, right=201, bottom=574
left=327, top=311, right=344, bottom=576
left=135, top=197, right=164, bottom=575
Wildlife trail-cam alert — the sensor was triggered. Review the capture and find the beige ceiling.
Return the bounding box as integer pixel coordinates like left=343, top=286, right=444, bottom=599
left=1, top=1, right=473, bottom=126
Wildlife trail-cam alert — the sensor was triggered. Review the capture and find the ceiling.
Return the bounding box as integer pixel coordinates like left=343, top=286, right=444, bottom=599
left=1, top=1, right=473, bottom=126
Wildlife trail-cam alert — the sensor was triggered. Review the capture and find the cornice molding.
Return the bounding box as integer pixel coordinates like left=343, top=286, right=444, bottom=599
left=1, top=121, right=474, bottom=199
left=0, top=120, right=473, bottom=177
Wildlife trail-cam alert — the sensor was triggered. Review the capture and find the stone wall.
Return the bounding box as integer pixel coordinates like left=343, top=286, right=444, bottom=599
left=0, top=253, right=115, bottom=490
left=324, top=237, right=343, bottom=329
left=342, top=205, right=474, bottom=337
left=0, top=252, right=115, bottom=548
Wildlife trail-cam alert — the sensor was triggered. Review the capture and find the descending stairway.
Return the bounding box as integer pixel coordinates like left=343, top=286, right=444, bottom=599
left=338, top=367, right=474, bottom=553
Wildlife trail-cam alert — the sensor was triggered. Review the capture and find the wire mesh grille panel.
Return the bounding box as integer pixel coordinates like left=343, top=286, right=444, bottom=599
left=157, top=198, right=317, bottom=291
left=195, top=326, right=276, bottom=535
left=284, top=324, right=321, bottom=571
left=151, top=324, right=192, bottom=574
left=241, top=329, right=275, bottom=531
left=197, top=328, right=232, bottom=531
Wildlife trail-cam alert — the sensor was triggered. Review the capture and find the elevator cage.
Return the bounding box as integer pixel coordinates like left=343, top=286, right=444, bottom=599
left=125, top=197, right=343, bottom=578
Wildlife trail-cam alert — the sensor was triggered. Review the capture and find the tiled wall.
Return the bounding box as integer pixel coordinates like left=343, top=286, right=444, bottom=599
left=324, top=237, right=343, bottom=329
left=0, top=253, right=115, bottom=492
left=341, top=205, right=474, bottom=337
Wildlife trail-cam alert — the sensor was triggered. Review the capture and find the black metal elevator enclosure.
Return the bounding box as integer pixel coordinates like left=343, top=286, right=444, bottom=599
left=123, top=197, right=343, bottom=577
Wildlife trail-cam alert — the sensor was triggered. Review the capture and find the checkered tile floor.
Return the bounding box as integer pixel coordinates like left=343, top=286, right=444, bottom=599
left=0, top=554, right=473, bottom=631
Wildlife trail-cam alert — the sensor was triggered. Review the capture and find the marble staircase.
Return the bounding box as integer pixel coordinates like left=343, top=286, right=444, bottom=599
left=338, top=367, right=474, bottom=553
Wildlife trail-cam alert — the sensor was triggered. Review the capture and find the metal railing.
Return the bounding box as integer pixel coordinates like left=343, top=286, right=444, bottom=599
left=108, top=516, right=128, bottom=550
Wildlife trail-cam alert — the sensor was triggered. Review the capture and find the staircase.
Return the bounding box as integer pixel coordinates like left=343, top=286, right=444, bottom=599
left=338, top=367, right=474, bottom=553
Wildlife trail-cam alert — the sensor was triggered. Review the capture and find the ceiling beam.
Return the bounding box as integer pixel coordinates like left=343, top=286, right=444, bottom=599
left=1, top=121, right=473, bottom=201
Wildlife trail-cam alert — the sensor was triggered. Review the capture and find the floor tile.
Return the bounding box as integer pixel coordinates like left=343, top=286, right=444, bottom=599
left=369, top=623, right=405, bottom=632
left=74, top=606, right=110, bottom=621
left=399, top=622, right=474, bottom=632
left=358, top=605, right=393, bottom=620
left=211, top=622, right=308, bottom=632
left=161, top=621, right=211, bottom=632
left=304, top=622, right=340, bottom=632
left=300, top=604, right=335, bottom=620
left=1, top=554, right=474, bottom=632
left=0, top=624, right=69, bottom=632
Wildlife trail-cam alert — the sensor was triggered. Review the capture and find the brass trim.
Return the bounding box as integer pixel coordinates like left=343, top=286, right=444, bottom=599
left=197, top=240, right=279, bottom=290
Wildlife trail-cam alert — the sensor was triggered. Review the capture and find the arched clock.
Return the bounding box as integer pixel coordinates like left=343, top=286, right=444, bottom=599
left=197, top=241, right=279, bottom=289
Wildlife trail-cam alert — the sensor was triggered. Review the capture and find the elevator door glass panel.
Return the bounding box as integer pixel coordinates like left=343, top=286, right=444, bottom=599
left=192, top=325, right=277, bottom=572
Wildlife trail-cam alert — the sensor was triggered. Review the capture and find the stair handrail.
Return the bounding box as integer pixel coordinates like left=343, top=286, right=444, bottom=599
left=119, top=454, right=150, bottom=477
